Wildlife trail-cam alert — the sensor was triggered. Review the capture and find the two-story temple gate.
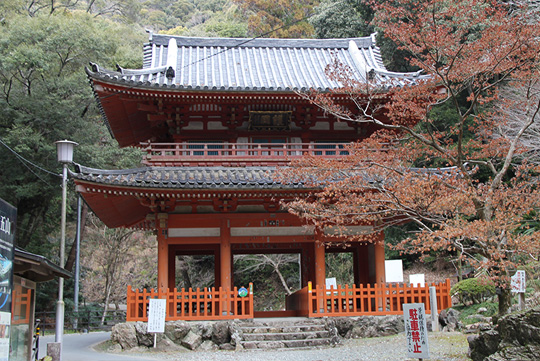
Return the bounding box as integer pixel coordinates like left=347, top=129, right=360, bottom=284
left=73, top=34, right=451, bottom=320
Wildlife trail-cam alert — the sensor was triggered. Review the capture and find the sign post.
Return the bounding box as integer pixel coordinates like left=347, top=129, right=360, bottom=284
left=511, top=270, right=526, bottom=310
left=147, top=298, right=166, bottom=348
left=403, top=303, right=430, bottom=360
left=429, top=286, right=439, bottom=332
left=0, top=198, right=15, bottom=361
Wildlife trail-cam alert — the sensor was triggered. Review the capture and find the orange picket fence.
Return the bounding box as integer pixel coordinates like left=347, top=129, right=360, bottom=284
left=126, top=284, right=254, bottom=321
left=287, top=279, right=452, bottom=317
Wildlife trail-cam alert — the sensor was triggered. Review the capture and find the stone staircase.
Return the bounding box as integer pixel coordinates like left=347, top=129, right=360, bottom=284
left=237, top=318, right=338, bottom=350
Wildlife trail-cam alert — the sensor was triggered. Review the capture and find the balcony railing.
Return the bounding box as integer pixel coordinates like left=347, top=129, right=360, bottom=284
left=141, top=142, right=351, bottom=166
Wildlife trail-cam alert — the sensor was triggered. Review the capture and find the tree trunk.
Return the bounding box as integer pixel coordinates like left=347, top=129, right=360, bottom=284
left=457, top=255, right=463, bottom=282
left=262, top=255, right=292, bottom=295
left=101, top=281, right=111, bottom=326
left=498, top=288, right=512, bottom=315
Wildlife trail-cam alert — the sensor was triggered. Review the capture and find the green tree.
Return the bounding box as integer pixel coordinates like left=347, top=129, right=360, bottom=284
left=0, top=12, right=143, bottom=251
left=310, top=0, right=373, bottom=38
left=310, top=0, right=416, bottom=72
left=85, top=0, right=142, bottom=22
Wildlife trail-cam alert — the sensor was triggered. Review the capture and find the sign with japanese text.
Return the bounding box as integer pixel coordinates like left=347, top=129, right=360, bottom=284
left=147, top=298, right=166, bottom=333
left=403, top=303, right=430, bottom=359
left=511, top=270, right=526, bottom=294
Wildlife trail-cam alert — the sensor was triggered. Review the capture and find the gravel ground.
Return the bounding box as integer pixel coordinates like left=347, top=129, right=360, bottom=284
left=115, top=332, right=469, bottom=361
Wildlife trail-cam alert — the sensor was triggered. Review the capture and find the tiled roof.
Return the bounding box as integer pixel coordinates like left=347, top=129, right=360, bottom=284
left=87, top=33, right=425, bottom=92
left=72, top=164, right=305, bottom=190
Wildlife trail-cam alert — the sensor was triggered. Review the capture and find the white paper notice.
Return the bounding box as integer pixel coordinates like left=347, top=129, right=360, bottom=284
left=147, top=298, right=166, bottom=333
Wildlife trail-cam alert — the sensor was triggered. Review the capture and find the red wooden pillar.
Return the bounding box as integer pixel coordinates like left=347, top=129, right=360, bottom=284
left=156, top=213, right=169, bottom=291
left=314, top=241, right=326, bottom=313
left=168, top=248, right=176, bottom=290
left=314, top=242, right=326, bottom=288
left=374, top=237, right=385, bottom=285
left=220, top=219, right=232, bottom=291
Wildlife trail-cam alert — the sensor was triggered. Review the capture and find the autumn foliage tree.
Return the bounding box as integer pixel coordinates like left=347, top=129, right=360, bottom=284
left=281, top=0, right=540, bottom=314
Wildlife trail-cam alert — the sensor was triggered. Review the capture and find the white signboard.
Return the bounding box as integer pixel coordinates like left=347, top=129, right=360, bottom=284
left=385, top=260, right=404, bottom=283
left=325, top=277, right=337, bottom=289
left=147, top=298, right=166, bottom=333
left=511, top=270, right=526, bottom=294
left=403, top=303, right=430, bottom=359
left=409, top=274, right=425, bottom=287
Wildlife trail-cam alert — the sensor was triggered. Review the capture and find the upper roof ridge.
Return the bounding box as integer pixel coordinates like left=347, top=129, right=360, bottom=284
left=146, top=33, right=376, bottom=50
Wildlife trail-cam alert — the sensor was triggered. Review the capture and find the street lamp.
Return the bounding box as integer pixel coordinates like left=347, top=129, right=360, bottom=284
left=54, top=140, right=77, bottom=356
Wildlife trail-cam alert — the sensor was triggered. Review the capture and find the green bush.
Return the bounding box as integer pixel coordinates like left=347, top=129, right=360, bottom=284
left=451, top=277, right=496, bottom=305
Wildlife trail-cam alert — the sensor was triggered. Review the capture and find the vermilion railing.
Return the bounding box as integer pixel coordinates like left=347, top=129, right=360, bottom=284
left=126, top=284, right=253, bottom=321
left=287, top=279, right=451, bottom=317
left=141, top=142, right=351, bottom=166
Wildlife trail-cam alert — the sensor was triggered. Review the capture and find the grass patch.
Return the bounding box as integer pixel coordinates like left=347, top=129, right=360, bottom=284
left=452, top=301, right=498, bottom=325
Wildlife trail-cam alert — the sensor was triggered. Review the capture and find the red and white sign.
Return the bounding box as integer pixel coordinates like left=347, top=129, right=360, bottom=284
left=403, top=303, right=430, bottom=359
left=511, top=270, right=526, bottom=294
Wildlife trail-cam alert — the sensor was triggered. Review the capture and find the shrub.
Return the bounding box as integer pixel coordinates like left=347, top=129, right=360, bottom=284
left=451, top=277, right=496, bottom=305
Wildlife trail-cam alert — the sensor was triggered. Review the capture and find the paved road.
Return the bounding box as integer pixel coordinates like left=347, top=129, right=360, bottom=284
left=38, top=332, right=160, bottom=361
left=37, top=331, right=469, bottom=361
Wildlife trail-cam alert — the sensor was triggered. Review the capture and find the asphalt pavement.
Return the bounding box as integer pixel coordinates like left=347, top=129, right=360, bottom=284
left=36, top=331, right=469, bottom=361
left=38, top=332, right=160, bottom=361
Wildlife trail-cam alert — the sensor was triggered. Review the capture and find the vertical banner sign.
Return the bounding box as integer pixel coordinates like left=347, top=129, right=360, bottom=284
left=511, top=270, right=526, bottom=293
left=0, top=199, right=15, bottom=361
left=403, top=303, right=430, bottom=359
left=147, top=298, right=166, bottom=333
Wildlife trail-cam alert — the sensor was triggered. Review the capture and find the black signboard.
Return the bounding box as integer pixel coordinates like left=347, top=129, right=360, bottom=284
left=248, top=111, right=291, bottom=131
left=0, top=198, right=15, bottom=360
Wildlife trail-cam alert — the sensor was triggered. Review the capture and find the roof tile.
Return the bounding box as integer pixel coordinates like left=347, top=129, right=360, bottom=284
left=72, top=165, right=304, bottom=190
left=88, top=34, right=426, bottom=92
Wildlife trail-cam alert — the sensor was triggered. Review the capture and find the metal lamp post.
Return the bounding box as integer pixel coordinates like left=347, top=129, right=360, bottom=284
left=54, top=140, right=77, bottom=356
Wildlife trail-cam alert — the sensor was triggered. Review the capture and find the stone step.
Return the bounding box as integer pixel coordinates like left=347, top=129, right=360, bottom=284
left=241, top=337, right=332, bottom=350
left=240, top=324, right=327, bottom=334
left=242, top=330, right=331, bottom=341
left=236, top=319, right=335, bottom=350
left=237, top=318, right=323, bottom=326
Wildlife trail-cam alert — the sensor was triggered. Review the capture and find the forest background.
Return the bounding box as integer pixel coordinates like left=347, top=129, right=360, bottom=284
left=1, top=0, right=538, bottom=316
